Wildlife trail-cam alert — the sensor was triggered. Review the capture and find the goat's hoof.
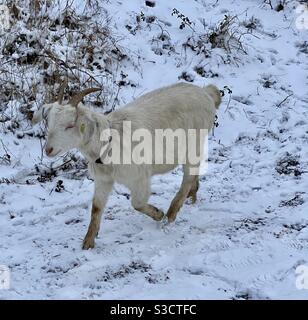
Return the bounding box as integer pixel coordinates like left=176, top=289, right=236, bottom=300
left=82, top=237, right=95, bottom=250
left=166, top=211, right=177, bottom=223
left=187, top=192, right=197, bottom=204
left=153, top=210, right=164, bottom=221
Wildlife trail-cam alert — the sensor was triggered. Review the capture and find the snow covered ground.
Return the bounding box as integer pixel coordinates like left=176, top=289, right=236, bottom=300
left=0, top=0, right=308, bottom=299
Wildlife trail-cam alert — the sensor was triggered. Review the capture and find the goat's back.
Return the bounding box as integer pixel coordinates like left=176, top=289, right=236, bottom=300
left=110, top=82, right=218, bottom=133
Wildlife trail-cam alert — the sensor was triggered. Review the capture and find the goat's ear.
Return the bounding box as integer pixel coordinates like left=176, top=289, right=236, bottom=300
left=32, top=104, right=53, bottom=125
left=79, top=117, right=95, bottom=144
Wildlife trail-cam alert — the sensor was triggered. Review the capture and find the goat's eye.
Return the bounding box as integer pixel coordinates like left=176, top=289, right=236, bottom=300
left=65, top=124, right=75, bottom=131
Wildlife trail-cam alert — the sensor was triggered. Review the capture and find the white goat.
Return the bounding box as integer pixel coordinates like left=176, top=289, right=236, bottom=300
left=32, top=82, right=221, bottom=249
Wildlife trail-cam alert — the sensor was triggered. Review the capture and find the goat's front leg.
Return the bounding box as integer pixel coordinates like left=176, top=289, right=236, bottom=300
left=130, top=178, right=164, bottom=221
left=82, top=177, right=114, bottom=249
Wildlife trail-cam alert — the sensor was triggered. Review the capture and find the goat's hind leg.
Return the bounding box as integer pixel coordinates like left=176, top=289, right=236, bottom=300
left=167, top=165, right=197, bottom=223
left=187, top=176, right=199, bottom=204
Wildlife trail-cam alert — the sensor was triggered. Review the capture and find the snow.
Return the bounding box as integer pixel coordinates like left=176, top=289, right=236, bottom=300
left=0, top=0, right=308, bottom=299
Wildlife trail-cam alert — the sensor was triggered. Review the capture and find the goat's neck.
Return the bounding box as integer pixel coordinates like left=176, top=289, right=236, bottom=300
left=79, top=144, right=99, bottom=163
left=78, top=111, right=111, bottom=164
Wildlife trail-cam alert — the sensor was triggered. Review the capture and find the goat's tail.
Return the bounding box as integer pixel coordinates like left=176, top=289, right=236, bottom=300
left=205, top=84, right=221, bottom=109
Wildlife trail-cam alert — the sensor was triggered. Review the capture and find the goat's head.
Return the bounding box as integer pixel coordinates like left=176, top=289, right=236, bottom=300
left=32, top=82, right=101, bottom=157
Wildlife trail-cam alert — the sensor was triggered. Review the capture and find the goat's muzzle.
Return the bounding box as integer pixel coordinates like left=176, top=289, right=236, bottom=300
left=45, top=147, right=54, bottom=156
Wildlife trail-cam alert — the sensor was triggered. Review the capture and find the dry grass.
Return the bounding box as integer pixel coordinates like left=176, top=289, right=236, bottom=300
left=0, top=0, right=129, bottom=133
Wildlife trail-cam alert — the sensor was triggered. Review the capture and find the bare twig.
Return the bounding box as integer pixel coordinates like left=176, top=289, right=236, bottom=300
left=276, top=94, right=293, bottom=108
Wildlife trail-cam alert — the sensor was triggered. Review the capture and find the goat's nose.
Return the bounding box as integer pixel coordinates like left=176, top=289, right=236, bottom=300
left=46, top=147, right=53, bottom=156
